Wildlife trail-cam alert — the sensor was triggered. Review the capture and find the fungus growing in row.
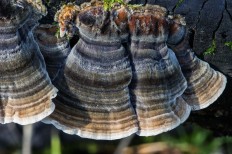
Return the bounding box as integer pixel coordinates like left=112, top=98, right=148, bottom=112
left=44, top=0, right=226, bottom=140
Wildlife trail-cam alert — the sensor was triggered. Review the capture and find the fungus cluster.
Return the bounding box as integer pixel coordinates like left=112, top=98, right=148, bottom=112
left=0, top=0, right=227, bottom=140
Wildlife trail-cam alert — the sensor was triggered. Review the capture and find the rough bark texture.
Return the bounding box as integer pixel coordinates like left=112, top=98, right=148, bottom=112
left=39, top=0, right=232, bottom=136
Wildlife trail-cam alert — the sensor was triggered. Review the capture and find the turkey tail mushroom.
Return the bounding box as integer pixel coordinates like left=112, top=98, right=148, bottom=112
left=0, top=1, right=57, bottom=124
left=128, top=5, right=191, bottom=136
left=44, top=1, right=138, bottom=140
left=167, top=15, right=227, bottom=110
left=34, top=24, right=71, bottom=81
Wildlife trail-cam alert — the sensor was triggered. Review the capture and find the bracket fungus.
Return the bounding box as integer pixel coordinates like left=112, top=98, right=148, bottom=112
left=34, top=24, right=71, bottom=81
left=42, top=0, right=227, bottom=140
left=0, top=0, right=57, bottom=124
left=43, top=1, right=138, bottom=140
left=167, top=15, right=227, bottom=110
left=128, top=4, right=191, bottom=136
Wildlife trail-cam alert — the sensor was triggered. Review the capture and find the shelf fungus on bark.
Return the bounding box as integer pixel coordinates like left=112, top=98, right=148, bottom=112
left=44, top=1, right=227, bottom=140
left=167, top=15, right=227, bottom=110
left=34, top=24, right=71, bottom=81
left=43, top=2, right=138, bottom=140
left=0, top=1, right=57, bottom=125
left=128, top=4, right=191, bottom=136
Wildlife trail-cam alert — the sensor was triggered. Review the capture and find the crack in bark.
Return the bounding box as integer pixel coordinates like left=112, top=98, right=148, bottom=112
left=172, top=0, right=185, bottom=12
left=225, top=0, right=232, bottom=21
left=195, top=0, right=209, bottom=29
left=212, top=14, right=224, bottom=37
left=211, top=0, right=225, bottom=44
left=193, top=0, right=225, bottom=56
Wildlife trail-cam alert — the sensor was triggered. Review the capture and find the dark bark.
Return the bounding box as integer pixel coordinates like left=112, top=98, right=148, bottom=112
left=180, top=0, right=225, bottom=56
left=204, top=5, right=232, bottom=76
left=147, top=0, right=179, bottom=11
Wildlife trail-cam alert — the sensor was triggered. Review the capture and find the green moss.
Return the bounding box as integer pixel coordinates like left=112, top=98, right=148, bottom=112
left=160, top=125, right=223, bottom=154
left=51, top=130, right=61, bottom=154
left=225, top=41, right=232, bottom=51
left=204, top=39, right=216, bottom=55
left=141, top=136, right=157, bottom=143
left=175, top=0, right=185, bottom=8
left=103, top=0, right=126, bottom=11
left=87, top=143, right=98, bottom=154
left=55, top=27, right=60, bottom=38
left=203, top=40, right=232, bottom=55
left=44, top=0, right=51, bottom=6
